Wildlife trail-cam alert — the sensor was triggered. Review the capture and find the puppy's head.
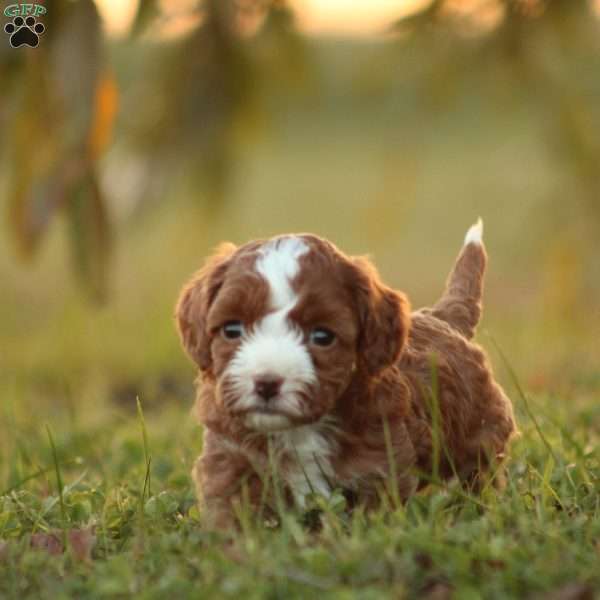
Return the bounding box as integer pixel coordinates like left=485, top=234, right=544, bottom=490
left=176, top=235, right=410, bottom=432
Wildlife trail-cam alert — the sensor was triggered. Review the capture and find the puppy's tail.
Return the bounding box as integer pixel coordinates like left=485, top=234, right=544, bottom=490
left=431, top=219, right=487, bottom=340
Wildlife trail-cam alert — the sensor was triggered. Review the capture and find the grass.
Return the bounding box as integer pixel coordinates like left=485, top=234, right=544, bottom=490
left=1, top=358, right=599, bottom=599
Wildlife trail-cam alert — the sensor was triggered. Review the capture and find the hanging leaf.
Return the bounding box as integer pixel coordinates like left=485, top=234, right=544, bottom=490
left=6, top=51, right=63, bottom=259
left=87, top=70, right=119, bottom=161
left=389, top=0, right=444, bottom=35
left=7, top=165, right=64, bottom=260
left=49, top=0, right=101, bottom=150
left=5, top=0, right=115, bottom=302
left=130, top=0, right=161, bottom=38
left=65, top=166, right=112, bottom=304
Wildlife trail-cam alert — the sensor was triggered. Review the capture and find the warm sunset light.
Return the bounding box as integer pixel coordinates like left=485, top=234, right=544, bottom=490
left=292, top=0, right=430, bottom=36
left=94, top=0, right=432, bottom=37
left=94, top=0, right=139, bottom=36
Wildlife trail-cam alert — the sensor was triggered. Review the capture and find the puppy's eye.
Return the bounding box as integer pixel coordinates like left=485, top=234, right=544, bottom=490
left=222, top=321, right=245, bottom=340
left=309, top=327, right=336, bottom=347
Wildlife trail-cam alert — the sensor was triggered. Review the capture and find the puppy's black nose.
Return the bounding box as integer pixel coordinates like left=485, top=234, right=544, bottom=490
left=254, top=376, right=283, bottom=401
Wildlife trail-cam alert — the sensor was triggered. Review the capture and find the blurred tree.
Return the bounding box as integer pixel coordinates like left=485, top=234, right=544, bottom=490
left=2, top=0, right=597, bottom=302
left=126, top=0, right=260, bottom=210
left=396, top=0, right=600, bottom=218
left=1, top=0, right=115, bottom=302
left=1, top=0, right=306, bottom=301
left=123, top=0, right=309, bottom=209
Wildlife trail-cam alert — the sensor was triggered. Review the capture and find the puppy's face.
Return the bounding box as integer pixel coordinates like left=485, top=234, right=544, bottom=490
left=176, top=235, right=409, bottom=433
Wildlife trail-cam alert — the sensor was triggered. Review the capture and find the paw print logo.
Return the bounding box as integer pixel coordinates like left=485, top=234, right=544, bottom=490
left=4, top=16, right=45, bottom=48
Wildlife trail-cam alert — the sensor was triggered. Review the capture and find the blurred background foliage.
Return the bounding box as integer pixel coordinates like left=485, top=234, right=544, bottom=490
left=1, top=0, right=599, bottom=415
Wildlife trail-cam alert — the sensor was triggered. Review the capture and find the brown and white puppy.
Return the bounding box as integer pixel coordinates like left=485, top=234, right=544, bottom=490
left=176, top=221, right=516, bottom=527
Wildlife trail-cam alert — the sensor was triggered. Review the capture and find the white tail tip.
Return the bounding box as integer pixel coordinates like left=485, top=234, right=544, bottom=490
left=464, top=218, right=483, bottom=246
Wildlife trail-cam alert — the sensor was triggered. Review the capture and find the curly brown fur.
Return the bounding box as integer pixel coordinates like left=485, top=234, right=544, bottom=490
left=176, top=222, right=516, bottom=527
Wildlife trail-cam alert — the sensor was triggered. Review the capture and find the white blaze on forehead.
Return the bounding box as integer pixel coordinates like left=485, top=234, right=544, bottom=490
left=223, top=235, right=317, bottom=427
left=255, top=236, right=309, bottom=310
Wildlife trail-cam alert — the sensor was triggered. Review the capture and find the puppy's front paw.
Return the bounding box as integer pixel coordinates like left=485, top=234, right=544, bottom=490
left=200, top=504, right=240, bottom=532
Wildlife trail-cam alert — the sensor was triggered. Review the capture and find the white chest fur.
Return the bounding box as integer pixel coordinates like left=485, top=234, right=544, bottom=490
left=277, top=425, right=336, bottom=509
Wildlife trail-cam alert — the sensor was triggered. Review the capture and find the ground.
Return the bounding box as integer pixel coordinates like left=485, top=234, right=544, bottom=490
left=1, top=375, right=599, bottom=598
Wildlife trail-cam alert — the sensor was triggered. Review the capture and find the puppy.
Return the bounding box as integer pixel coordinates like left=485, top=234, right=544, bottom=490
left=176, top=221, right=516, bottom=527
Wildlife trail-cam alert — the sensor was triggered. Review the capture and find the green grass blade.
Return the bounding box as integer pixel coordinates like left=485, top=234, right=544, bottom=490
left=488, top=334, right=558, bottom=463
left=46, top=424, right=68, bottom=548
left=136, top=397, right=152, bottom=497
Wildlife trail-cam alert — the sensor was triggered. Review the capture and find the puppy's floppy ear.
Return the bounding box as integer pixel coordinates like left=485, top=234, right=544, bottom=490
left=346, top=256, right=411, bottom=377
left=175, top=243, right=237, bottom=371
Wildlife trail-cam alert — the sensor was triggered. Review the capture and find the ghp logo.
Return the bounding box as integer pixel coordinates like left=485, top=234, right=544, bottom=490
left=4, top=3, right=46, bottom=48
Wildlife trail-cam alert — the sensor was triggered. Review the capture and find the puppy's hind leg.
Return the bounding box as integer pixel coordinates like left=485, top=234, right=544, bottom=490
left=458, top=451, right=509, bottom=495
left=459, top=417, right=515, bottom=495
